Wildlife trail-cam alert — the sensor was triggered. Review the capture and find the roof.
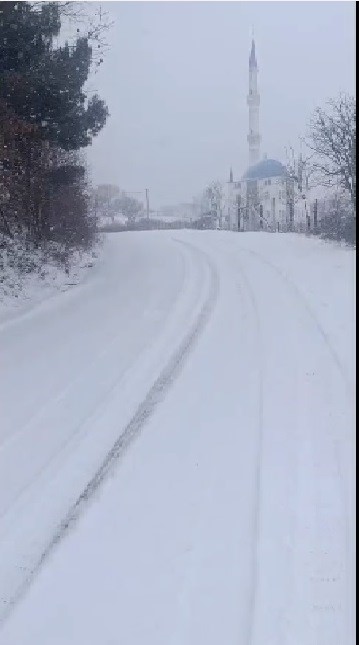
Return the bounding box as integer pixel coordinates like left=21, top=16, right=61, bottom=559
left=242, top=158, right=288, bottom=181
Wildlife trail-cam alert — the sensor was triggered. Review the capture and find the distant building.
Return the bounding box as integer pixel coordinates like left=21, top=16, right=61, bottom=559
left=227, top=157, right=292, bottom=232
left=224, top=39, right=313, bottom=233
left=157, top=202, right=200, bottom=223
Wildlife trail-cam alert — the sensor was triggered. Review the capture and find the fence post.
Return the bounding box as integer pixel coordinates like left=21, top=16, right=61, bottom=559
left=313, top=199, right=318, bottom=232
left=289, top=201, right=294, bottom=231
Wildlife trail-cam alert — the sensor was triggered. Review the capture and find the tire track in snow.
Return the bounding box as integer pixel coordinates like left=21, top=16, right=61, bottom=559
left=233, top=245, right=354, bottom=645
left=0, top=240, right=220, bottom=626
left=233, top=259, right=265, bottom=645
left=0, top=247, right=189, bottom=523
left=238, top=246, right=354, bottom=400
left=0, top=242, right=186, bottom=455
left=0, top=236, right=193, bottom=619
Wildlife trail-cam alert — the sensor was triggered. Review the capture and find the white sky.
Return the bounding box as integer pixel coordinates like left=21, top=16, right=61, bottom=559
left=86, top=1, right=356, bottom=209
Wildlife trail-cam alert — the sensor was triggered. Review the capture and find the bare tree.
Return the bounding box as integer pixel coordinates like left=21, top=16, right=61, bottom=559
left=307, top=94, right=356, bottom=210
left=32, top=1, right=113, bottom=68
left=204, top=181, right=224, bottom=227
left=283, top=146, right=317, bottom=232
left=95, top=184, right=120, bottom=219
left=116, top=192, right=143, bottom=223
left=285, top=146, right=317, bottom=192
left=316, top=191, right=355, bottom=244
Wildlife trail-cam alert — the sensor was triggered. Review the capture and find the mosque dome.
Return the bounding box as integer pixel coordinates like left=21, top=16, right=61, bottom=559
left=242, top=158, right=288, bottom=181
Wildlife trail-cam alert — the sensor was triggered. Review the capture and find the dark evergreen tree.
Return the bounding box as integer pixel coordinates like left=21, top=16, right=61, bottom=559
left=0, top=1, right=109, bottom=249
left=0, top=2, right=108, bottom=151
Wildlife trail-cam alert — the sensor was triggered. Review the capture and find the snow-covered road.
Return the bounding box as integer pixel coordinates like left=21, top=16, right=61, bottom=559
left=0, top=231, right=355, bottom=644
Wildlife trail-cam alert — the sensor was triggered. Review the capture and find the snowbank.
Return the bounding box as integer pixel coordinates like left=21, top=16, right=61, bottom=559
left=0, top=236, right=102, bottom=325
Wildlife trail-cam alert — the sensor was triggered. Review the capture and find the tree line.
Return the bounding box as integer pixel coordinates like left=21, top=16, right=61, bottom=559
left=287, top=93, right=355, bottom=242
left=0, top=1, right=109, bottom=267
left=93, top=184, right=145, bottom=224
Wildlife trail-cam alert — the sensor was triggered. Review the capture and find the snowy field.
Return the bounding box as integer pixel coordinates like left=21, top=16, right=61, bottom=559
left=0, top=231, right=355, bottom=644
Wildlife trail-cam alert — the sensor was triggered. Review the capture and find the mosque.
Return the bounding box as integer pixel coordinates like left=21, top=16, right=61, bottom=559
left=224, top=39, right=313, bottom=232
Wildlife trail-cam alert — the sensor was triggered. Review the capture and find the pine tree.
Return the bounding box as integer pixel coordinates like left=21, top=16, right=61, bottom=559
left=0, top=1, right=109, bottom=248
left=0, top=2, right=108, bottom=151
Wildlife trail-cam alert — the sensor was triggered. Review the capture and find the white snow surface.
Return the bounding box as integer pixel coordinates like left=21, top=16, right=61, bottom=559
left=0, top=241, right=101, bottom=326
left=0, top=231, right=355, bottom=645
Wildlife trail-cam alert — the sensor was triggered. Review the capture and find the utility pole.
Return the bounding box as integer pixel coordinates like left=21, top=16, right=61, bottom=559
left=145, top=188, right=150, bottom=220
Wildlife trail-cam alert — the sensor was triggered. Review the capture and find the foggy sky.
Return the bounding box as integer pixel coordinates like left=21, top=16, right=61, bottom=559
left=87, top=1, right=355, bottom=210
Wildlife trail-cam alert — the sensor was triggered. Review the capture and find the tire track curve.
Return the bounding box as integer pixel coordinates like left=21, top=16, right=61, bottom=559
left=0, top=239, right=219, bottom=627
left=0, top=246, right=188, bottom=526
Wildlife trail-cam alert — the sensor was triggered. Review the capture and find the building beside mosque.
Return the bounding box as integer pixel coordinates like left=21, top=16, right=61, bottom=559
left=224, top=39, right=313, bottom=233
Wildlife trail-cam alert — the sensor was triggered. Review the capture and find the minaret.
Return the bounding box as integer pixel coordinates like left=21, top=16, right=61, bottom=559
left=247, top=38, right=261, bottom=165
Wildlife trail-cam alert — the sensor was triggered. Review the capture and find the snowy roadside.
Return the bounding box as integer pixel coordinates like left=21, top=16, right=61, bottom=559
left=0, top=237, right=103, bottom=326
left=201, top=231, right=356, bottom=387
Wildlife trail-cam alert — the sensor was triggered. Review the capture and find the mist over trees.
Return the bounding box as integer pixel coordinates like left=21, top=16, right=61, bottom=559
left=94, top=185, right=144, bottom=224
left=0, top=1, right=109, bottom=270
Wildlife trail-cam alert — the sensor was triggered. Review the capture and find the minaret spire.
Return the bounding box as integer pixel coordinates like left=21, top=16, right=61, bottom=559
left=247, top=35, right=261, bottom=165
left=249, top=39, right=257, bottom=68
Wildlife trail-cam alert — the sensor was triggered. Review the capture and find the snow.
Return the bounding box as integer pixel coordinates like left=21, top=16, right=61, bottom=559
left=0, top=231, right=355, bottom=644
left=0, top=239, right=102, bottom=326
left=98, top=214, right=128, bottom=228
